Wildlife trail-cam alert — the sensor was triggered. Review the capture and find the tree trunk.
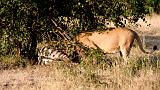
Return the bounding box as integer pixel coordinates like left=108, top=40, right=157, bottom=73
left=27, top=17, right=38, bottom=64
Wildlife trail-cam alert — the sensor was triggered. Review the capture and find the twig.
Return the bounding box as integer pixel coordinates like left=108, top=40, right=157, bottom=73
left=51, top=19, right=71, bottom=41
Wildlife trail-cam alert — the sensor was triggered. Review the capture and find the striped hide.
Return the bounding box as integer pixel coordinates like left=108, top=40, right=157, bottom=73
left=38, top=46, right=70, bottom=65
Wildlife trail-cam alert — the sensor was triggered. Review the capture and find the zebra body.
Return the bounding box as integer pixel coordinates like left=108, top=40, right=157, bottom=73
left=38, top=46, right=70, bottom=65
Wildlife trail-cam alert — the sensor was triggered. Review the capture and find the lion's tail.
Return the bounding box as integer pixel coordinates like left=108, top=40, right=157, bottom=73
left=134, top=32, right=157, bottom=54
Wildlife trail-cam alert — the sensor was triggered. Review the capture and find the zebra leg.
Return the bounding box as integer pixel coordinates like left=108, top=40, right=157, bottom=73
left=42, top=58, right=53, bottom=65
left=38, top=56, right=42, bottom=65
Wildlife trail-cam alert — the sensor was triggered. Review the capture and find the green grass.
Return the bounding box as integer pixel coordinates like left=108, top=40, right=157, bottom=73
left=0, top=55, right=29, bottom=69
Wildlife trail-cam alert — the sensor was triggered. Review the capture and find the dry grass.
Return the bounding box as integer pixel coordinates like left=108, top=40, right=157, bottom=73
left=0, top=55, right=160, bottom=90
left=0, top=14, right=160, bottom=90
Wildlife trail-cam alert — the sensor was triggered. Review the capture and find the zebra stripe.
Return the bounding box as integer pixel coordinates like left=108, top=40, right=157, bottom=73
left=38, top=46, right=70, bottom=65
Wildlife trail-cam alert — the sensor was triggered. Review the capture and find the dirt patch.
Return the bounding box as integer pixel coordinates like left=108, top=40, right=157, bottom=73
left=0, top=65, right=74, bottom=90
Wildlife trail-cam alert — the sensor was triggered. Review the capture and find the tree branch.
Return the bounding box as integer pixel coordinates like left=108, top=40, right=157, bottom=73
left=51, top=19, right=71, bottom=41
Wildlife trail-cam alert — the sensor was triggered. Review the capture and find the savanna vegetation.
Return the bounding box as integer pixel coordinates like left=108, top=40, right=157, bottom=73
left=0, top=0, right=160, bottom=90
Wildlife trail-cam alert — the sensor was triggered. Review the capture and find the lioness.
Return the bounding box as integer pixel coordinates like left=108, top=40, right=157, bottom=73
left=76, top=27, right=157, bottom=60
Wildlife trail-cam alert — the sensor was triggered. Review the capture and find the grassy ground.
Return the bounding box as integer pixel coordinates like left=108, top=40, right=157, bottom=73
left=0, top=14, right=160, bottom=90
left=0, top=54, right=160, bottom=90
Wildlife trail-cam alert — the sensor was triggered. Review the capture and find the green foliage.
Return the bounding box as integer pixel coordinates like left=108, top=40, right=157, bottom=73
left=0, top=0, right=160, bottom=63
left=147, top=0, right=160, bottom=14
left=0, top=55, right=28, bottom=69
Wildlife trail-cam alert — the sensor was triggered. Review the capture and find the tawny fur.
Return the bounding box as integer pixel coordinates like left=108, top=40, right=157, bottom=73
left=76, top=27, right=157, bottom=60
